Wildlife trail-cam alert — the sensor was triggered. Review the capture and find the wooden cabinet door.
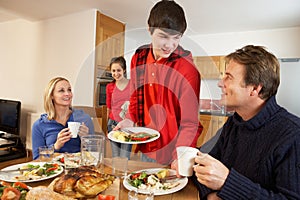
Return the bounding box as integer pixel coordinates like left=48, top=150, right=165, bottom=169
left=94, top=11, right=125, bottom=106
left=219, top=56, right=226, bottom=77
left=197, top=114, right=212, bottom=146
left=197, top=114, right=227, bottom=147
left=193, top=56, right=226, bottom=79
left=95, top=12, right=125, bottom=68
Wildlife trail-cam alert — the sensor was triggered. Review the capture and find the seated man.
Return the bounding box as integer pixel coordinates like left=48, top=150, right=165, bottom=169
left=193, top=45, right=300, bottom=199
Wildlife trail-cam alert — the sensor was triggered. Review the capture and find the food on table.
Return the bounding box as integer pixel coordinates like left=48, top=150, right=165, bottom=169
left=0, top=181, right=29, bottom=200
left=97, top=194, right=116, bottom=200
left=58, top=157, right=64, bottom=164
left=53, top=166, right=115, bottom=199
left=127, top=169, right=180, bottom=190
left=26, top=186, right=75, bottom=200
left=55, top=152, right=80, bottom=165
left=156, top=169, right=169, bottom=179
left=13, top=163, right=61, bottom=181
left=113, top=131, right=158, bottom=142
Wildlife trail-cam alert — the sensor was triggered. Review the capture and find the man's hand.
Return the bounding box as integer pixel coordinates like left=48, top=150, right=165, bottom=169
left=193, top=152, right=229, bottom=190
left=113, top=118, right=134, bottom=130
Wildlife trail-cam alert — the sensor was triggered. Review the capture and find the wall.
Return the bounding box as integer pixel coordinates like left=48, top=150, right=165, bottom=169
left=189, top=27, right=300, bottom=100
left=0, top=19, right=42, bottom=142
left=189, top=27, right=300, bottom=58
left=124, top=27, right=300, bottom=100
left=277, top=59, right=300, bottom=117
left=38, top=10, right=96, bottom=107
left=0, top=10, right=96, bottom=143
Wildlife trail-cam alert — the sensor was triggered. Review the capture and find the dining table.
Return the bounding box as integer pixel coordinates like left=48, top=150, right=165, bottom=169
left=0, top=156, right=200, bottom=200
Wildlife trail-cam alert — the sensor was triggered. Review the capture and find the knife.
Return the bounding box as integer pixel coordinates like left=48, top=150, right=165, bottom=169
left=160, top=175, right=181, bottom=183
left=0, top=168, right=34, bottom=173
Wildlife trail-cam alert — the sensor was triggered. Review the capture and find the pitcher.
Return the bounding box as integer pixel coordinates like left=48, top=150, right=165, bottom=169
left=81, top=135, right=105, bottom=167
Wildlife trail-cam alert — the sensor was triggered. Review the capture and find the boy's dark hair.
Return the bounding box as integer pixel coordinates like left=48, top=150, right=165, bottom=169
left=148, top=0, right=187, bottom=35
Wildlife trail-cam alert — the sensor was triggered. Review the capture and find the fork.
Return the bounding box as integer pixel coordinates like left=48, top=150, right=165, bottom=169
left=119, top=128, right=142, bottom=137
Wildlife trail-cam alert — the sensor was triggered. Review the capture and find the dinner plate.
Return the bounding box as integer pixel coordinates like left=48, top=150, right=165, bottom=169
left=53, top=152, right=81, bottom=165
left=0, top=162, right=63, bottom=183
left=123, top=168, right=188, bottom=196
left=108, top=127, right=160, bottom=144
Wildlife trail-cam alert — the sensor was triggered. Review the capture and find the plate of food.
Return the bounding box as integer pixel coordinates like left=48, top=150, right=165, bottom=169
left=53, top=152, right=81, bottom=166
left=108, top=127, right=160, bottom=144
left=0, top=162, right=63, bottom=183
left=123, top=168, right=188, bottom=196
left=0, top=180, right=30, bottom=200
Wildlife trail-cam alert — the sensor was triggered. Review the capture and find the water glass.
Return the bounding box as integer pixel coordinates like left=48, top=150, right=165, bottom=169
left=112, top=156, right=128, bottom=177
left=81, top=135, right=104, bottom=167
left=38, top=145, right=54, bottom=162
left=64, top=153, right=81, bottom=171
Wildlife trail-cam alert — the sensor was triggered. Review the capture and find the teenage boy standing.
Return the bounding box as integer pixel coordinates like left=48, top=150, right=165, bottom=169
left=115, top=0, right=202, bottom=167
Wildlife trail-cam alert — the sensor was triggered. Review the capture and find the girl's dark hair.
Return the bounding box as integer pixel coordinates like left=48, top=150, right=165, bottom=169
left=109, top=56, right=127, bottom=80
left=148, top=0, right=187, bottom=35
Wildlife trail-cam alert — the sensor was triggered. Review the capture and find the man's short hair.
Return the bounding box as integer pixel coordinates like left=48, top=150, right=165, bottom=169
left=226, top=45, right=280, bottom=100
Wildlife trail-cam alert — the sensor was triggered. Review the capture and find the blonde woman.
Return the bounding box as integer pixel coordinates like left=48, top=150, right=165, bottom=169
left=32, top=77, right=94, bottom=159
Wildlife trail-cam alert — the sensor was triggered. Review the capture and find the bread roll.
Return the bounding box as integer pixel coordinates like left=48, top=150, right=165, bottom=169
left=26, top=186, right=75, bottom=200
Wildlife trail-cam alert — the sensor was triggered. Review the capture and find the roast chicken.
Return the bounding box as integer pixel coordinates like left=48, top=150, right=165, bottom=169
left=53, top=166, right=115, bottom=199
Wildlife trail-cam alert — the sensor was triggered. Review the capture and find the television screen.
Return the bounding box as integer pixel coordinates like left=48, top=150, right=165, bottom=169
left=0, top=99, right=21, bottom=135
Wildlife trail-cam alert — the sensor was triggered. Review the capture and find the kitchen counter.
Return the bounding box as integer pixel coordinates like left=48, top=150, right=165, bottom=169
left=199, top=109, right=234, bottom=116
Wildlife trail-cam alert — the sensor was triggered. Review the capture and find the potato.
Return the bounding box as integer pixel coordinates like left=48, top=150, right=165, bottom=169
left=156, top=169, right=169, bottom=179
left=113, top=131, right=121, bottom=138
left=117, top=134, right=126, bottom=141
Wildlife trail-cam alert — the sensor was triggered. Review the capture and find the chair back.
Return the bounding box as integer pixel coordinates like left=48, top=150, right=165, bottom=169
left=72, top=105, right=107, bottom=134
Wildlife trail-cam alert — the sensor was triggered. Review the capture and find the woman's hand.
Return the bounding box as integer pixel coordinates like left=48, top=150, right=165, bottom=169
left=54, top=128, right=71, bottom=150
left=78, top=122, right=89, bottom=137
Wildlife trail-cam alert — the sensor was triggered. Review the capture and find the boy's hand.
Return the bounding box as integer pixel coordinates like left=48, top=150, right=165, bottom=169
left=113, top=119, right=134, bottom=130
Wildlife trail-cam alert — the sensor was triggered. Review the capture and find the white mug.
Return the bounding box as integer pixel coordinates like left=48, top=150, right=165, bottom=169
left=176, top=146, right=199, bottom=176
left=67, top=122, right=81, bottom=138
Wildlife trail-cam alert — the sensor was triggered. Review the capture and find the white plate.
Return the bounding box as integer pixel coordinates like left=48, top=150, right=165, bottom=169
left=123, top=168, right=188, bottom=196
left=53, top=152, right=81, bottom=165
left=0, top=162, right=63, bottom=183
left=108, top=127, right=160, bottom=144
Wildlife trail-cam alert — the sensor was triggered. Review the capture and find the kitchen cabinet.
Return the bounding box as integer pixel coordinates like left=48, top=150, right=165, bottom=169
left=193, top=56, right=226, bottom=79
left=94, top=11, right=125, bottom=106
left=197, top=114, right=227, bottom=147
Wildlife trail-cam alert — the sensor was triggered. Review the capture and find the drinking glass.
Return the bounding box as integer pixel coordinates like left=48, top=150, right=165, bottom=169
left=112, top=156, right=128, bottom=177
left=64, top=152, right=81, bottom=172
left=81, top=135, right=104, bottom=167
left=38, top=145, right=54, bottom=162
